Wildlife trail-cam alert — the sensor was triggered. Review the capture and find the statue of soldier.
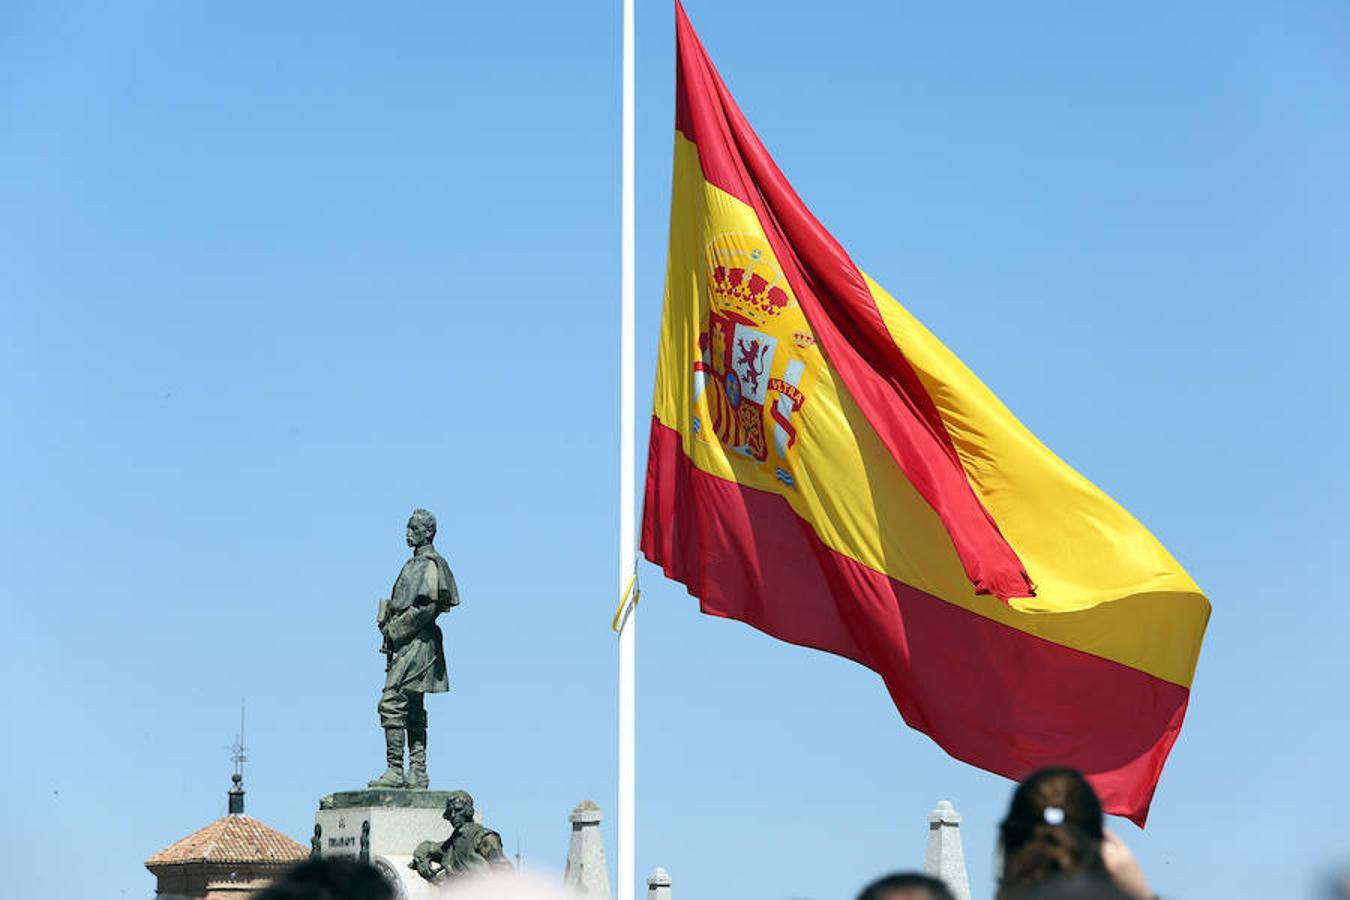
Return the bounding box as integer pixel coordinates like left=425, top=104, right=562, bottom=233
left=368, top=508, right=459, bottom=789
left=410, top=790, right=511, bottom=883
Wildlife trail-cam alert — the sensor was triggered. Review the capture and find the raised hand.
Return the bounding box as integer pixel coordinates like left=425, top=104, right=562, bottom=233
left=1102, top=828, right=1154, bottom=900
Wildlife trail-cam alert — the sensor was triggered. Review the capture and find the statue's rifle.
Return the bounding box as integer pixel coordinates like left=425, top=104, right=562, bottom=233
left=376, top=598, right=392, bottom=671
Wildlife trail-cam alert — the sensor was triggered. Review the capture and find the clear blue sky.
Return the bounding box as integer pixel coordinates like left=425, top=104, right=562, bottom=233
left=2, top=2, right=1347, bottom=898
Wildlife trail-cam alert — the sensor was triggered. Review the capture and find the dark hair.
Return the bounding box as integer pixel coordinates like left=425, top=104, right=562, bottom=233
left=858, top=871, right=957, bottom=900
left=255, top=858, right=395, bottom=900
left=997, top=768, right=1106, bottom=900
left=1018, top=872, right=1133, bottom=900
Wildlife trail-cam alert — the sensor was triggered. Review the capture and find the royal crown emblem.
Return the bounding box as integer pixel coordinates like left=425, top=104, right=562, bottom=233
left=692, top=234, right=816, bottom=487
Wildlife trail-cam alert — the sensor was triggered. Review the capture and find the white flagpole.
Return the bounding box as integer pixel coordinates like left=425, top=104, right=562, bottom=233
left=617, top=0, right=637, bottom=898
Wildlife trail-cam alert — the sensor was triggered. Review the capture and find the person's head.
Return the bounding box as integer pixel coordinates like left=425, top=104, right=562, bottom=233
left=406, top=508, right=437, bottom=548
left=254, top=857, right=394, bottom=900
left=444, top=789, right=475, bottom=827
left=1017, top=872, right=1133, bottom=900
left=857, top=872, right=956, bottom=900
left=997, top=768, right=1106, bottom=900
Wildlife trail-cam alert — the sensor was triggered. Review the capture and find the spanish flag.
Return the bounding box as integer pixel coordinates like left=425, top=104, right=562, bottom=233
left=641, top=1, right=1210, bottom=826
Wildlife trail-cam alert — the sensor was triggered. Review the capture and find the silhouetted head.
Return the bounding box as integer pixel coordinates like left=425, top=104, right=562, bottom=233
left=997, top=768, right=1107, bottom=900
left=254, top=857, right=394, bottom=900
left=1017, top=872, right=1133, bottom=900
left=858, top=871, right=957, bottom=900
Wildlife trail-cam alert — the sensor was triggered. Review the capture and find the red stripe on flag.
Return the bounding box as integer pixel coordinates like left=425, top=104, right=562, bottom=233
left=642, top=417, right=1187, bottom=826
left=673, top=1, right=1033, bottom=600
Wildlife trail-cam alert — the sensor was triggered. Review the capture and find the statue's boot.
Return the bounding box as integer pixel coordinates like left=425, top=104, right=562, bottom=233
left=368, top=727, right=407, bottom=788
left=408, top=725, right=429, bottom=789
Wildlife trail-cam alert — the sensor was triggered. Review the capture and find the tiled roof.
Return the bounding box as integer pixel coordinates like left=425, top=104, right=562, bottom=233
left=145, top=814, right=308, bottom=866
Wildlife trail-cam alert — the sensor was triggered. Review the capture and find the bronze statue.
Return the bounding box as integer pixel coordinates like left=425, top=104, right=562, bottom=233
left=410, top=790, right=511, bottom=882
left=368, top=508, right=459, bottom=789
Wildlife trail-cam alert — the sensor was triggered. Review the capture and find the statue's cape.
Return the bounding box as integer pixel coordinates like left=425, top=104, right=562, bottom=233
left=428, top=550, right=460, bottom=610
left=390, top=548, right=459, bottom=612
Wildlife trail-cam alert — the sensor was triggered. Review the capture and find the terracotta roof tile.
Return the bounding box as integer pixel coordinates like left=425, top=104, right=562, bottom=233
left=145, top=814, right=308, bottom=866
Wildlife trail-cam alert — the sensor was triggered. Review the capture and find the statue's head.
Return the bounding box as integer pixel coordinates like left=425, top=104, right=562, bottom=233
left=443, top=790, right=474, bottom=827
left=406, top=508, right=437, bottom=548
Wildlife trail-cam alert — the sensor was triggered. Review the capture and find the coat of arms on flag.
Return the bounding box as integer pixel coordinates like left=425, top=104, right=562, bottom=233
left=691, top=235, right=815, bottom=487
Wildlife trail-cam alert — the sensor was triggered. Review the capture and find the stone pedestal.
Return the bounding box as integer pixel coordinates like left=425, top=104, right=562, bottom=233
left=315, top=789, right=456, bottom=900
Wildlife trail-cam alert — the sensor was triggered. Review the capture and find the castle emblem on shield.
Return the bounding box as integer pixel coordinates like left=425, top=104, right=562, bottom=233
left=692, top=234, right=815, bottom=487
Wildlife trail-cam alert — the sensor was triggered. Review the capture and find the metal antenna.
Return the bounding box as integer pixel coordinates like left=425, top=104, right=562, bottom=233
left=514, top=835, right=522, bottom=870
left=229, top=699, right=248, bottom=779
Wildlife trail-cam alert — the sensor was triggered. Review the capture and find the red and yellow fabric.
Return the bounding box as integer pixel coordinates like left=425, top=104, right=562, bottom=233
left=641, top=0, right=1210, bottom=826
